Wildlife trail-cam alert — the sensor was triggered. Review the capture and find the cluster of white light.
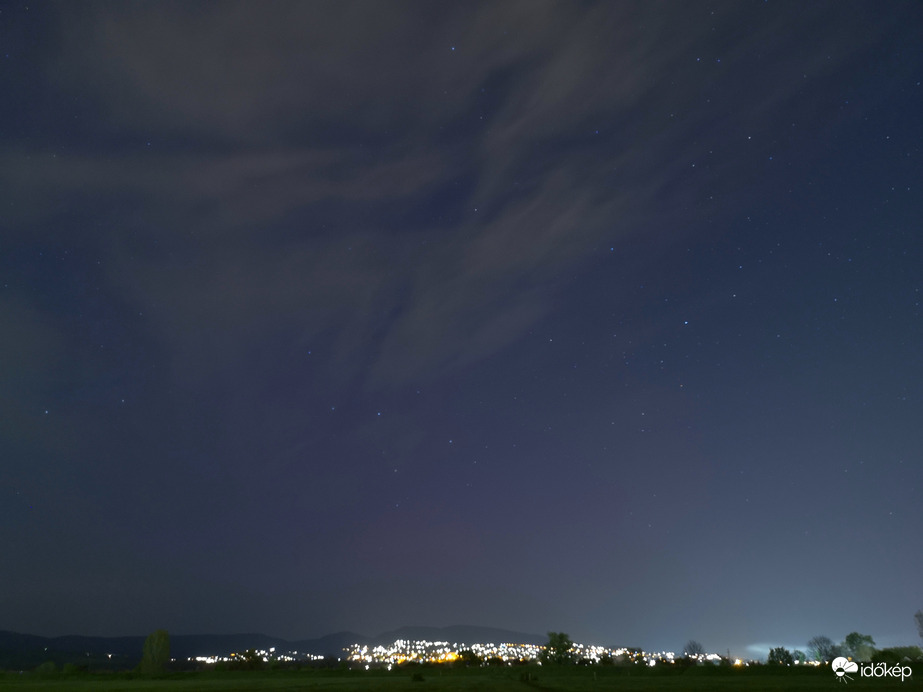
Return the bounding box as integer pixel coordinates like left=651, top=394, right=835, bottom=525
left=684, top=652, right=721, bottom=663
left=348, top=639, right=463, bottom=665
left=190, top=639, right=737, bottom=668
left=188, top=647, right=325, bottom=665
left=192, top=655, right=232, bottom=664
left=466, top=641, right=544, bottom=663
left=346, top=639, right=681, bottom=666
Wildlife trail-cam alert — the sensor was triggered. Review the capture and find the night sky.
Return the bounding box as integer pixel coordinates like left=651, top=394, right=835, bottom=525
left=2, top=1, right=922, bottom=659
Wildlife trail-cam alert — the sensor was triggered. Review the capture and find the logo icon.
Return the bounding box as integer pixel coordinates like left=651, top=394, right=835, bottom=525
left=832, top=656, right=858, bottom=683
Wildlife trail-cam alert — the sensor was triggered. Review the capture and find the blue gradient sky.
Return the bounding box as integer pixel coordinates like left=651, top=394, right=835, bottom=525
left=2, top=1, right=921, bottom=658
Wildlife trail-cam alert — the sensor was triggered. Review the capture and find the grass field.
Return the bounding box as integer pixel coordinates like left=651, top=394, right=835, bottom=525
left=1, top=664, right=919, bottom=691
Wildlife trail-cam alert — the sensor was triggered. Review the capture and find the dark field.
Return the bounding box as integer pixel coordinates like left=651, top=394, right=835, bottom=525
left=1, top=665, right=919, bottom=691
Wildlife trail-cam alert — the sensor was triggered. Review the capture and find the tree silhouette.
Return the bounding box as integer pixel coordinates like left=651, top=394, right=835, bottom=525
left=541, top=631, right=574, bottom=665
left=457, top=649, right=481, bottom=667
left=140, top=629, right=170, bottom=675
left=807, top=635, right=837, bottom=662
left=915, top=610, right=923, bottom=642
left=843, top=632, right=876, bottom=661
left=767, top=647, right=793, bottom=665
left=239, top=648, right=263, bottom=670
left=684, top=640, right=705, bottom=657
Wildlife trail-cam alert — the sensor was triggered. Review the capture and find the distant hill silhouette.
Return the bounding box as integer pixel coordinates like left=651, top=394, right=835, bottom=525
left=0, top=625, right=544, bottom=669
left=370, top=625, right=545, bottom=646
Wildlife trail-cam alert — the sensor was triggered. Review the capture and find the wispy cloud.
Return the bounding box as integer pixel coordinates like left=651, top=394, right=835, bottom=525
left=5, top=1, right=892, bottom=392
